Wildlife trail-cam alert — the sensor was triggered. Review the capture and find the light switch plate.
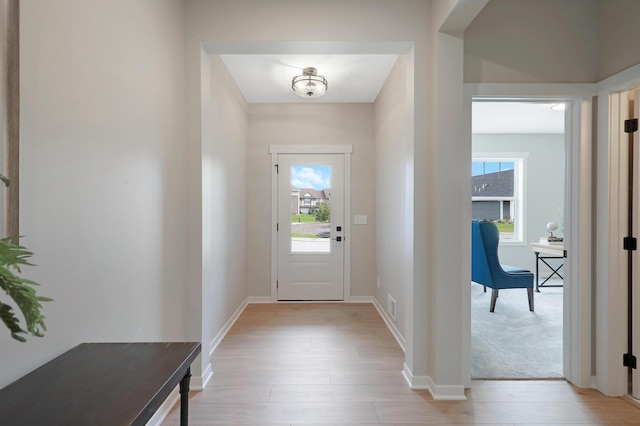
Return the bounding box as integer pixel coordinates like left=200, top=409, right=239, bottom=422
left=354, top=215, right=367, bottom=225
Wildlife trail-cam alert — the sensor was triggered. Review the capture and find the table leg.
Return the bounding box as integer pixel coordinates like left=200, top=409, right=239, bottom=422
left=535, top=251, right=540, bottom=292
left=179, top=367, right=192, bottom=426
left=537, top=256, right=564, bottom=289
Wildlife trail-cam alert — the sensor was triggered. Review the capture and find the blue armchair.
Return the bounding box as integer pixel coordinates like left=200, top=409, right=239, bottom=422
left=471, top=220, right=534, bottom=312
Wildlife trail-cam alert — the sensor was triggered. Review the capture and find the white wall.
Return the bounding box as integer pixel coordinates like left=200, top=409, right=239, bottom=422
left=0, top=0, right=476, bottom=396
left=596, top=0, right=640, bottom=81
left=473, top=134, right=565, bottom=272
left=374, top=55, right=411, bottom=338
left=1, top=0, right=187, bottom=388
left=464, top=0, right=597, bottom=83
left=202, top=55, right=249, bottom=359
left=464, top=0, right=640, bottom=83
left=247, top=104, right=376, bottom=298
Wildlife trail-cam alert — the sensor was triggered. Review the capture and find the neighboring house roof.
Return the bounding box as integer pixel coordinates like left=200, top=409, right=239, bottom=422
left=297, top=188, right=330, bottom=200
left=471, top=169, right=514, bottom=197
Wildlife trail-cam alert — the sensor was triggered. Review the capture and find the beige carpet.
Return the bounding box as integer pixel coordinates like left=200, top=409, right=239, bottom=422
left=471, top=279, right=563, bottom=379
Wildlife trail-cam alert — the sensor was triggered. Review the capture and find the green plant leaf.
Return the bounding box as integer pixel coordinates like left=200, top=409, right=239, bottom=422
left=0, top=301, right=27, bottom=341
left=0, top=173, right=9, bottom=188
left=0, top=237, right=50, bottom=341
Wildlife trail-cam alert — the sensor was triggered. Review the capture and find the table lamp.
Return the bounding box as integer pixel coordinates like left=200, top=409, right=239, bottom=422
left=547, top=221, right=562, bottom=242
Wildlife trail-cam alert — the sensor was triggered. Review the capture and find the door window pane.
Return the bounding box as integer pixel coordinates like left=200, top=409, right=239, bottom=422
left=290, top=165, right=331, bottom=253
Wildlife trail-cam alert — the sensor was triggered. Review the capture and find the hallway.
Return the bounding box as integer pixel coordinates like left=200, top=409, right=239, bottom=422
left=163, top=303, right=640, bottom=424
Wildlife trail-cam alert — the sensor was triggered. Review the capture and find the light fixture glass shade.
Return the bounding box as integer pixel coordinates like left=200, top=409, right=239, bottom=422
left=292, top=67, right=328, bottom=98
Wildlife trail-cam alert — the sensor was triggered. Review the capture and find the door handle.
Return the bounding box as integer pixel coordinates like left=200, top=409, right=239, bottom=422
left=331, top=236, right=342, bottom=242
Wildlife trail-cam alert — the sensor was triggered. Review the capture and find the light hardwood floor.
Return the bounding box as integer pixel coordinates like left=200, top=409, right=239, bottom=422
left=163, top=303, right=640, bottom=425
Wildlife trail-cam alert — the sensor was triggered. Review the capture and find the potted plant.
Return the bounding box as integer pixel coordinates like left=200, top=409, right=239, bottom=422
left=0, top=173, right=50, bottom=341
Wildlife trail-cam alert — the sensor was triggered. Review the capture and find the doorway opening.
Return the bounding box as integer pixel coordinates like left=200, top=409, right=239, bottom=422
left=470, top=100, right=566, bottom=379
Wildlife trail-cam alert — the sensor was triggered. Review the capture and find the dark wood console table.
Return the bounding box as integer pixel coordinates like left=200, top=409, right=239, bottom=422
left=0, top=342, right=201, bottom=426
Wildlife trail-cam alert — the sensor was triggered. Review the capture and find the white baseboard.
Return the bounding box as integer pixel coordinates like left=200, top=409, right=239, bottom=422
left=402, top=363, right=414, bottom=387
left=623, top=394, right=640, bottom=410
left=195, top=363, right=212, bottom=390
left=209, top=299, right=249, bottom=357
left=372, top=297, right=406, bottom=352
left=403, top=363, right=466, bottom=400
left=426, top=377, right=466, bottom=400
left=349, top=296, right=374, bottom=303
left=247, top=296, right=272, bottom=303
left=145, top=362, right=211, bottom=426
left=144, top=389, right=179, bottom=426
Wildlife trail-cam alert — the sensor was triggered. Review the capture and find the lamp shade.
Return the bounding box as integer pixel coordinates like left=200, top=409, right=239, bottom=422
left=292, top=67, right=327, bottom=98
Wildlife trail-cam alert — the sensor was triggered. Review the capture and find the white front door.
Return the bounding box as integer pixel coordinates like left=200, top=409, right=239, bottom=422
left=277, top=154, right=345, bottom=300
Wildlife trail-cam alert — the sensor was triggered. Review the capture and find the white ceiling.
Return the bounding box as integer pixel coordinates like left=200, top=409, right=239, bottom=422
left=218, top=54, right=565, bottom=133
left=473, top=102, right=566, bottom=134
left=219, top=54, right=400, bottom=103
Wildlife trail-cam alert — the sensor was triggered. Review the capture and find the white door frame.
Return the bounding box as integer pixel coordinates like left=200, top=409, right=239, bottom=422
left=269, top=145, right=352, bottom=303
left=595, top=70, right=640, bottom=396
left=593, top=64, right=640, bottom=396
left=633, top=90, right=640, bottom=399
left=465, top=84, right=594, bottom=388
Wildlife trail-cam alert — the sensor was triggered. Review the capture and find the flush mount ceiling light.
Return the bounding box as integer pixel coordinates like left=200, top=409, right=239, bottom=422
left=292, top=67, right=328, bottom=98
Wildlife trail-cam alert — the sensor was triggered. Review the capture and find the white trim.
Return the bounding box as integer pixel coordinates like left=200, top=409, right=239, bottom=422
left=467, top=83, right=594, bottom=99
left=145, top=366, right=212, bottom=426
left=594, top=63, right=640, bottom=396
left=594, top=89, right=633, bottom=396
left=194, top=365, right=212, bottom=390
left=402, top=363, right=422, bottom=387
left=247, top=296, right=272, bottom=304
left=349, top=295, right=374, bottom=303
left=209, top=299, right=249, bottom=357
left=402, top=364, right=466, bottom=400
left=372, top=296, right=406, bottom=352
left=563, top=96, right=593, bottom=389
left=466, top=83, right=594, bottom=391
left=596, top=62, right=640, bottom=94
left=472, top=151, right=530, bottom=159
left=623, top=395, right=640, bottom=410
left=343, top=152, right=352, bottom=301
left=204, top=41, right=414, bottom=55
left=425, top=377, right=466, bottom=401
left=144, top=389, right=179, bottom=426
left=271, top=153, right=278, bottom=303
left=269, top=144, right=353, bottom=154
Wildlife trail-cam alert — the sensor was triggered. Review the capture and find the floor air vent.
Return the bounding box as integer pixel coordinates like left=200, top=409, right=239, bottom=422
left=387, top=294, right=397, bottom=320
